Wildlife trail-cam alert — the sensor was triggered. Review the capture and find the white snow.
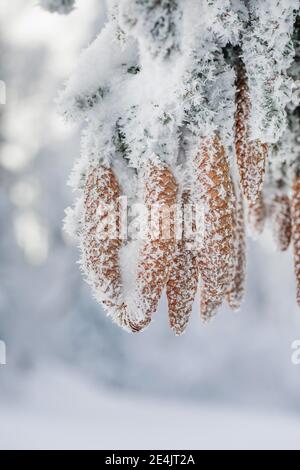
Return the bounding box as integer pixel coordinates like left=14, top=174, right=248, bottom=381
left=1, top=365, right=300, bottom=450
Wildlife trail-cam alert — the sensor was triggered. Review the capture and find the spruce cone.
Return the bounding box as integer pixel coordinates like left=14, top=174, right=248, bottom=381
left=195, top=136, right=236, bottom=321
left=235, top=60, right=268, bottom=204
left=270, top=193, right=292, bottom=252
left=248, top=192, right=266, bottom=239
left=136, top=161, right=178, bottom=321
left=291, top=177, right=300, bottom=306
left=166, top=191, right=198, bottom=335
left=227, top=186, right=246, bottom=311
left=82, top=166, right=149, bottom=333
left=82, top=166, right=123, bottom=319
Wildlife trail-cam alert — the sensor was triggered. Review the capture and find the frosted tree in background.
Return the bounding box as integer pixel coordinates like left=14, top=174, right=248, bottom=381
left=51, top=0, right=300, bottom=335
left=0, top=0, right=123, bottom=382
left=39, top=0, right=75, bottom=14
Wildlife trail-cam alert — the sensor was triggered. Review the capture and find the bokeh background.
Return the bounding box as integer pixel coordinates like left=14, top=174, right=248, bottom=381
left=0, top=0, right=300, bottom=450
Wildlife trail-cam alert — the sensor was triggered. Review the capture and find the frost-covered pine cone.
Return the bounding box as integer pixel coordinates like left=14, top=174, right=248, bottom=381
left=166, top=191, right=198, bottom=336
left=291, top=177, right=300, bottom=306
left=82, top=166, right=150, bottom=333
left=82, top=166, right=124, bottom=320
left=135, top=161, right=178, bottom=322
left=195, top=136, right=236, bottom=321
left=247, top=192, right=266, bottom=239
left=270, top=193, right=292, bottom=252
left=235, top=60, right=268, bottom=204
left=39, top=0, right=75, bottom=14
left=227, top=185, right=246, bottom=312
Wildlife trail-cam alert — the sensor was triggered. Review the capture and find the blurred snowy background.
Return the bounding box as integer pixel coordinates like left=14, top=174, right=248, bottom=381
left=0, top=0, right=300, bottom=450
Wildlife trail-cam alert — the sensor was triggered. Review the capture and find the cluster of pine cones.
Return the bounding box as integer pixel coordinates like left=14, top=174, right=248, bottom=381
left=82, top=59, right=299, bottom=335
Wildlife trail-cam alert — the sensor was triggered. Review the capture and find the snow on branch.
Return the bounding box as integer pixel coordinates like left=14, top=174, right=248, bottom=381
left=119, top=0, right=183, bottom=59
left=242, top=0, right=298, bottom=143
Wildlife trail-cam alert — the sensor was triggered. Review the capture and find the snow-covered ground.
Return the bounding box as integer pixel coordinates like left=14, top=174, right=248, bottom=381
left=1, top=365, right=300, bottom=450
